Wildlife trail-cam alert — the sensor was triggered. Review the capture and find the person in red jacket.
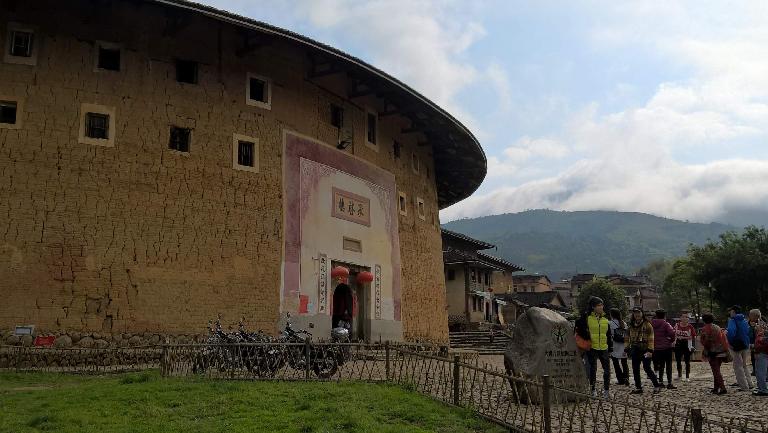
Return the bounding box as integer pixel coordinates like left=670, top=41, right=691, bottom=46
left=674, top=312, right=697, bottom=382
left=652, top=309, right=677, bottom=389
left=700, top=313, right=728, bottom=395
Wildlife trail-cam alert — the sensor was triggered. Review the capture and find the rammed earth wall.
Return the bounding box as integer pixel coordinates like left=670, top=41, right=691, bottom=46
left=0, top=0, right=448, bottom=343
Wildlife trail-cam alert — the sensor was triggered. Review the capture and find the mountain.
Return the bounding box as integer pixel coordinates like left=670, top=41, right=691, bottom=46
left=442, top=210, right=736, bottom=281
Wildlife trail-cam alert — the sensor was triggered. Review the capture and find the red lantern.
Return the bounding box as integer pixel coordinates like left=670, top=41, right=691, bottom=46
left=357, top=271, right=374, bottom=284
left=331, top=266, right=350, bottom=283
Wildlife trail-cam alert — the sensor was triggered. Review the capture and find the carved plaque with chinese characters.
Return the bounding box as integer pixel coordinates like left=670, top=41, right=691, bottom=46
left=331, top=187, right=371, bottom=227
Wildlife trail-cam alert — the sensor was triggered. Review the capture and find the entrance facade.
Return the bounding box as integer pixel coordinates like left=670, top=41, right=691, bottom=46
left=281, top=132, right=403, bottom=341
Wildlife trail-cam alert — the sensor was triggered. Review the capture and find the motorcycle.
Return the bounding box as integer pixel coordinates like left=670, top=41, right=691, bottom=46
left=277, top=313, right=352, bottom=378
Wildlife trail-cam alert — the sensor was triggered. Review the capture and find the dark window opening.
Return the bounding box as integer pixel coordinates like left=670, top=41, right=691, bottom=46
left=485, top=272, right=490, bottom=285
left=393, top=141, right=401, bottom=159
left=9, top=31, right=33, bottom=57
left=0, top=101, right=18, bottom=124
left=85, top=113, right=109, bottom=139
left=176, top=60, right=198, bottom=84
left=418, top=201, right=425, bottom=218
left=399, top=195, right=406, bottom=212
left=471, top=269, right=476, bottom=282
left=169, top=126, right=191, bottom=152
left=249, top=77, right=268, bottom=103
left=366, top=112, right=377, bottom=144
left=330, top=104, right=343, bottom=128
left=447, top=269, right=455, bottom=281
left=98, top=46, right=121, bottom=71
left=237, top=140, right=255, bottom=167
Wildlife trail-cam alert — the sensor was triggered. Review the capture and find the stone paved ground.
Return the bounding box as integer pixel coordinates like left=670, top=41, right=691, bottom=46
left=478, top=355, right=768, bottom=425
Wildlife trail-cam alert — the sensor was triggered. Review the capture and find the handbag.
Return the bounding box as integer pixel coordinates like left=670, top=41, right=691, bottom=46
left=575, top=333, right=592, bottom=351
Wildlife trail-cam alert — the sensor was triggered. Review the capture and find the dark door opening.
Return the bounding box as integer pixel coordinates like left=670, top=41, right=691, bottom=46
left=331, top=261, right=370, bottom=341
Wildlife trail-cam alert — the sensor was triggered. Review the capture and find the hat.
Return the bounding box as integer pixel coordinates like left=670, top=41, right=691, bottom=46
left=589, top=296, right=604, bottom=308
left=728, top=305, right=742, bottom=313
left=655, top=308, right=666, bottom=315
left=632, top=306, right=643, bottom=312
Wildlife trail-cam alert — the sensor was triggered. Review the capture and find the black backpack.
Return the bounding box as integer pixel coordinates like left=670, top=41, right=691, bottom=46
left=613, top=321, right=626, bottom=343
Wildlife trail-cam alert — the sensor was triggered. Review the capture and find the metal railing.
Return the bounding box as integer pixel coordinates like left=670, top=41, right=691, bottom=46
left=2, top=343, right=766, bottom=433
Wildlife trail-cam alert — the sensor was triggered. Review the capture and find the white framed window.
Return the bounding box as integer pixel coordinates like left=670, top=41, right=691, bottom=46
left=365, top=109, right=378, bottom=150
left=94, top=41, right=122, bottom=72
left=232, top=133, right=259, bottom=173
left=4, top=22, right=38, bottom=66
left=246, top=73, right=271, bottom=109
left=0, top=96, right=23, bottom=130
left=416, top=197, right=426, bottom=220
left=398, top=191, right=407, bottom=216
left=411, top=152, right=420, bottom=174
left=78, top=103, right=116, bottom=147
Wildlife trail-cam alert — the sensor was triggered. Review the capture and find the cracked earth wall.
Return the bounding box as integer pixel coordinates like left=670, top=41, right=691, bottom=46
left=0, top=0, right=449, bottom=343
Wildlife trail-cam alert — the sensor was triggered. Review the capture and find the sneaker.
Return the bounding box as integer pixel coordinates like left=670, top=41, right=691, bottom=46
left=630, top=388, right=643, bottom=395
left=603, top=389, right=610, bottom=399
left=753, top=390, right=768, bottom=396
left=591, top=389, right=598, bottom=398
left=653, top=386, right=662, bottom=394
left=667, top=384, right=677, bottom=390
left=717, top=388, right=728, bottom=395
left=682, top=377, right=689, bottom=383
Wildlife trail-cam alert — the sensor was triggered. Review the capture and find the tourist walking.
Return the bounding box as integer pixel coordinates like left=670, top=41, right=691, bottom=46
left=727, top=305, right=753, bottom=392
left=652, top=309, right=677, bottom=389
left=700, top=313, right=728, bottom=395
left=627, top=307, right=662, bottom=394
left=749, top=310, right=759, bottom=378
left=750, top=309, right=768, bottom=397
left=609, top=308, right=629, bottom=385
left=674, top=312, right=696, bottom=382
left=583, top=297, right=612, bottom=398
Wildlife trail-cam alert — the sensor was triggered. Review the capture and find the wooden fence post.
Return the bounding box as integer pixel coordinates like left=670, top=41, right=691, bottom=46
left=691, top=408, right=703, bottom=433
left=385, top=341, right=391, bottom=381
left=453, top=354, right=461, bottom=406
left=542, top=375, right=552, bottom=433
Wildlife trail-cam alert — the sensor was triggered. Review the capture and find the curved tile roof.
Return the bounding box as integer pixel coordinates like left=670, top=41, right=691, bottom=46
left=152, top=0, right=487, bottom=208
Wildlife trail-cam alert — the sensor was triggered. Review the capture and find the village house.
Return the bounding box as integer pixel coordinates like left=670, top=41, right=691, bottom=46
left=442, top=229, right=523, bottom=330
left=511, top=274, right=552, bottom=293
left=0, top=0, right=488, bottom=345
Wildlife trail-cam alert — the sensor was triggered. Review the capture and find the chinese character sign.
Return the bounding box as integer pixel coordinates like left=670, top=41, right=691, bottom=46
left=331, top=187, right=371, bottom=227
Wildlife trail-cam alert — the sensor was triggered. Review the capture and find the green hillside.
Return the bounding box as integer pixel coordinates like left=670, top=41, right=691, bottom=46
left=442, top=210, right=735, bottom=280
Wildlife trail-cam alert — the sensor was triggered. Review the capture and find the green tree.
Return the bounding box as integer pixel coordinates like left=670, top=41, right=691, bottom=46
left=575, top=279, right=628, bottom=317
left=686, top=226, right=768, bottom=312
left=636, top=258, right=674, bottom=289
left=660, top=258, right=699, bottom=315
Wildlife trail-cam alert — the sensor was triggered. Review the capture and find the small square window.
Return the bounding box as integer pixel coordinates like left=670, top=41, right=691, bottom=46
left=416, top=198, right=426, bottom=220
left=97, top=45, right=121, bottom=71
left=398, top=192, right=407, bottom=216
left=169, top=126, right=191, bottom=152
left=246, top=74, right=271, bottom=109
left=9, top=31, right=33, bottom=57
left=238, top=141, right=255, bottom=167
left=330, top=104, right=343, bottom=128
left=232, top=133, right=259, bottom=173
left=85, top=113, right=109, bottom=139
left=176, top=60, right=198, bottom=84
left=366, top=112, right=377, bottom=145
left=0, top=101, right=17, bottom=124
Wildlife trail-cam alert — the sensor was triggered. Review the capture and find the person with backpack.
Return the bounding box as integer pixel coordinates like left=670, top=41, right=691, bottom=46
left=609, top=308, right=629, bottom=385
left=674, top=311, right=697, bottom=382
left=749, top=309, right=768, bottom=396
left=627, top=307, right=662, bottom=394
left=581, top=297, right=613, bottom=398
left=727, top=305, right=754, bottom=392
left=651, top=309, right=677, bottom=389
left=700, top=313, right=729, bottom=395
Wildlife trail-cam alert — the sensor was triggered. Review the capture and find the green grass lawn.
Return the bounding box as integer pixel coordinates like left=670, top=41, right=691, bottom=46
left=0, top=371, right=505, bottom=433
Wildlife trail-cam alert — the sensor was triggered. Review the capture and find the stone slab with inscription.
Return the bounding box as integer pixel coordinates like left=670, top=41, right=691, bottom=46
left=504, top=307, right=588, bottom=403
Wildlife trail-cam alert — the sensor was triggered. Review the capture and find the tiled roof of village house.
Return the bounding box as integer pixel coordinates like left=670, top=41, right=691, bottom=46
left=151, top=0, right=487, bottom=209
left=511, top=274, right=551, bottom=283
left=440, top=229, right=495, bottom=250
left=476, top=252, right=525, bottom=272
left=443, top=249, right=505, bottom=270
left=496, top=291, right=567, bottom=309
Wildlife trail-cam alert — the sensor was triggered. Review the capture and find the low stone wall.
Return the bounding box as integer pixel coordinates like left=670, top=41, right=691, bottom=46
left=0, top=345, right=163, bottom=370
left=1, top=330, right=205, bottom=349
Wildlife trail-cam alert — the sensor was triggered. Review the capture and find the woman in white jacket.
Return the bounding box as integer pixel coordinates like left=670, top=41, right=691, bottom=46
left=609, top=308, right=630, bottom=385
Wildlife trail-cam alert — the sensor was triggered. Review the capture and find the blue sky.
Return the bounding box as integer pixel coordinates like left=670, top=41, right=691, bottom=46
left=200, top=0, right=768, bottom=225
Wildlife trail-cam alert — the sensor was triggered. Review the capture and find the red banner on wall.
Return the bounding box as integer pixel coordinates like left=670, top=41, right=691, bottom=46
left=34, top=336, right=56, bottom=346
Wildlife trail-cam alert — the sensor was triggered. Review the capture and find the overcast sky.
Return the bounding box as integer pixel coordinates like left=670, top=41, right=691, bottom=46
left=200, top=0, right=768, bottom=225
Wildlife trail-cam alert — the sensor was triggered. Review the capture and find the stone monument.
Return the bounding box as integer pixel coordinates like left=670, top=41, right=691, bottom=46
left=504, top=307, right=588, bottom=403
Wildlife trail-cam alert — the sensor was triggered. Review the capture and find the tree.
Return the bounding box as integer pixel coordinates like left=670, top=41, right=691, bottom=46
left=575, top=279, right=628, bottom=317
left=637, top=258, right=674, bottom=289
left=686, top=226, right=768, bottom=312
left=660, top=258, right=700, bottom=315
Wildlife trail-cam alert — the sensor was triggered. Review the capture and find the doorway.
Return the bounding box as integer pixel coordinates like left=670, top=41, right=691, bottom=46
left=331, top=261, right=370, bottom=341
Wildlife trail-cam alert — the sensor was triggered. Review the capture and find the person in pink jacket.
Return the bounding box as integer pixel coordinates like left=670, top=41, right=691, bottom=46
left=652, top=309, right=677, bottom=389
